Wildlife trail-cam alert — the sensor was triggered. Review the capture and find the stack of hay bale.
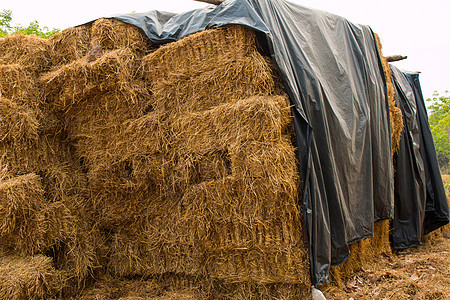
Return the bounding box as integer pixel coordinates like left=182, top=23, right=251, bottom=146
left=0, top=16, right=406, bottom=298
left=1, top=19, right=311, bottom=299
left=0, top=31, right=103, bottom=299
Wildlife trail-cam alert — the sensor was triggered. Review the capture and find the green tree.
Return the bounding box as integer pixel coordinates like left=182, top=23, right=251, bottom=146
left=0, top=9, right=12, bottom=36
left=427, top=91, right=450, bottom=169
left=0, top=9, right=59, bottom=38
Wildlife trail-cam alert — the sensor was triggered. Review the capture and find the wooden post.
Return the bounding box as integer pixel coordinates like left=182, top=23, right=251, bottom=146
left=386, top=55, right=407, bottom=62
left=194, top=0, right=225, bottom=4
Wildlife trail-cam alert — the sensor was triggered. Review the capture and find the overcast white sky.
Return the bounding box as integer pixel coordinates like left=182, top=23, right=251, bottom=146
left=3, top=0, right=449, bottom=100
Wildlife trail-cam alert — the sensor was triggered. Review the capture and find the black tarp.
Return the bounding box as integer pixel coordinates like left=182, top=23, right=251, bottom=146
left=391, top=66, right=449, bottom=249
left=110, top=0, right=425, bottom=286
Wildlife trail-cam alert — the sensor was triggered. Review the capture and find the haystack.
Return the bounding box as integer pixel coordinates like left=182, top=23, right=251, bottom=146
left=41, top=20, right=310, bottom=298
left=0, top=12, right=408, bottom=299
left=0, top=30, right=102, bottom=298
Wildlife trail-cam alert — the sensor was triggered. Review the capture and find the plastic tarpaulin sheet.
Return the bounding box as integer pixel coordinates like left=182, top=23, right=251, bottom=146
left=390, top=66, right=449, bottom=249
left=113, top=0, right=394, bottom=286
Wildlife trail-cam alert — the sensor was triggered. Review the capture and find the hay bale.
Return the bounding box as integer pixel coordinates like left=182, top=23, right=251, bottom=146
left=0, top=173, right=47, bottom=254
left=212, top=281, right=310, bottom=299
left=73, top=275, right=309, bottom=299
left=0, top=173, right=87, bottom=257
left=41, top=48, right=145, bottom=109
left=172, top=95, right=291, bottom=154
left=0, top=155, right=99, bottom=286
left=49, top=24, right=92, bottom=67
left=106, top=173, right=307, bottom=284
left=37, top=22, right=309, bottom=296
left=178, top=176, right=307, bottom=284
left=52, top=224, right=105, bottom=288
left=0, top=64, right=62, bottom=135
left=70, top=275, right=203, bottom=300
left=90, top=18, right=152, bottom=54
left=0, top=254, right=66, bottom=300
left=0, top=33, right=51, bottom=70
left=61, top=90, right=151, bottom=165
left=142, top=25, right=280, bottom=119
left=0, top=97, right=39, bottom=143
left=0, top=64, right=41, bottom=106
left=0, top=134, right=86, bottom=191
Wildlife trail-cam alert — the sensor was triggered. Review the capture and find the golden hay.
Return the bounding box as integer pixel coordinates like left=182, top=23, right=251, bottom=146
left=0, top=33, right=51, bottom=70
left=0, top=254, right=66, bottom=300
left=51, top=223, right=105, bottom=288
left=0, top=173, right=86, bottom=258
left=0, top=173, right=47, bottom=255
left=106, top=174, right=307, bottom=284
left=0, top=142, right=96, bottom=286
left=49, top=24, right=92, bottom=67
left=69, top=275, right=205, bottom=300
left=0, top=97, right=39, bottom=142
left=0, top=64, right=41, bottom=106
left=60, top=90, right=151, bottom=166
left=178, top=176, right=306, bottom=282
left=171, top=95, right=291, bottom=154
left=142, top=25, right=281, bottom=118
left=71, top=275, right=310, bottom=299
left=375, top=33, right=403, bottom=154
left=0, top=64, right=60, bottom=135
left=41, top=48, right=145, bottom=109
left=90, top=18, right=153, bottom=54
left=0, top=133, right=84, bottom=185
left=3, top=22, right=311, bottom=297
left=212, top=281, right=310, bottom=300
left=328, top=220, right=391, bottom=287
left=53, top=24, right=310, bottom=294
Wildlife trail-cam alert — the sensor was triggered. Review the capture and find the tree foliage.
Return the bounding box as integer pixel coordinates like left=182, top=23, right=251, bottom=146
left=0, top=9, right=59, bottom=38
left=427, top=91, right=450, bottom=169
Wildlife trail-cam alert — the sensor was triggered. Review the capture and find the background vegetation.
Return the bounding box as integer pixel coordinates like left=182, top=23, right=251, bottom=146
left=427, top=91, right=450, bottom=172
left=0, top=9, right=59, bottom=38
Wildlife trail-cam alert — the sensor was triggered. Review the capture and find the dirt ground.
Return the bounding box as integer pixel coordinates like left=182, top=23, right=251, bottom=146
left=322, top=175, right=450, bottom=300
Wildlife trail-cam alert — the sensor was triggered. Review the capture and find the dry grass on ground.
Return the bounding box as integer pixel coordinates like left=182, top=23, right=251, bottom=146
left=323, top=175, right=450, bottom=300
